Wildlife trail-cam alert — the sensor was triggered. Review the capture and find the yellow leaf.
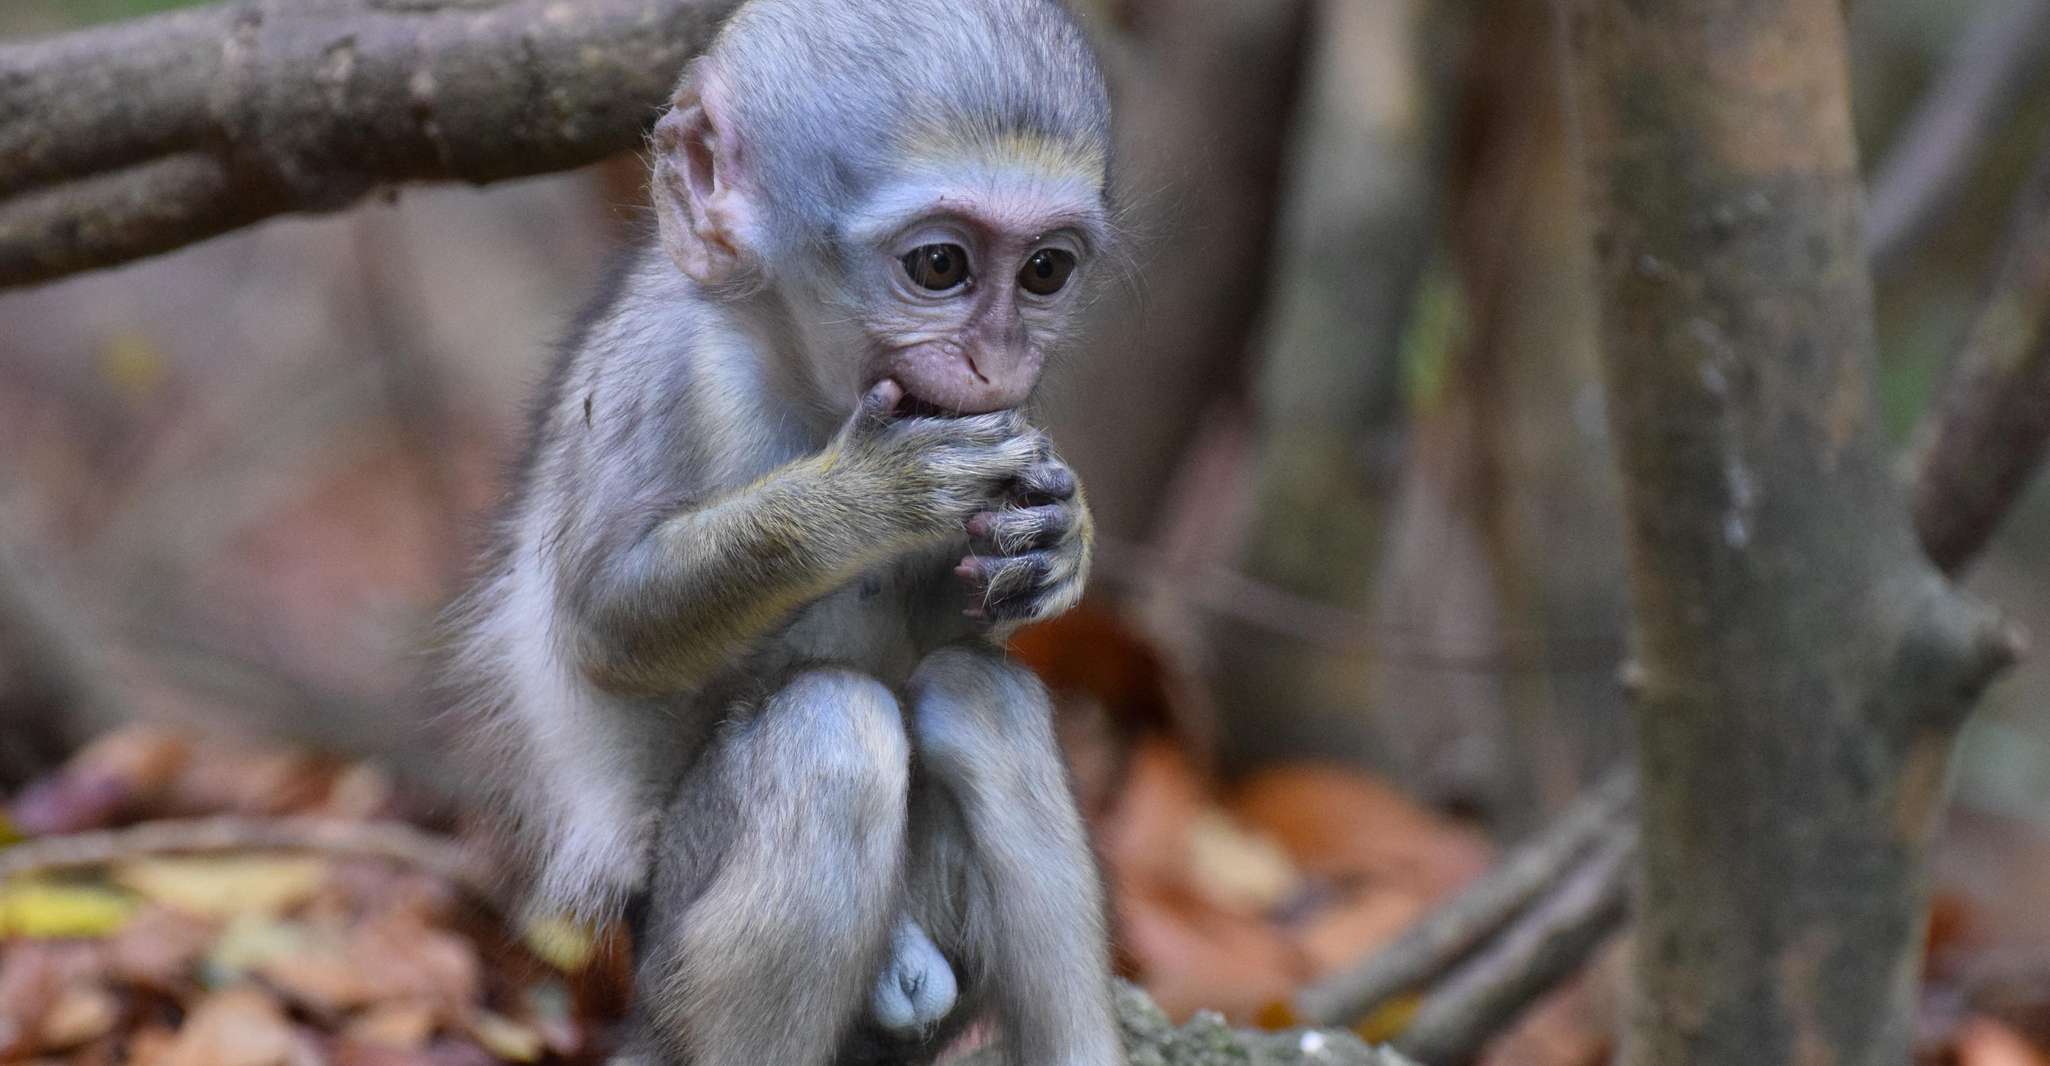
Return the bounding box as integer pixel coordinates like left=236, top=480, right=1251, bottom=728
left=471, top=1012, right=544, bottom=1063
left=114, top=855, right=326, bottom=919
left=206, top=912, right=311, bottom=982
left=1355, top=994, right=1421, bottom=1044
left=0, top=880, right=138, bottom=938
left=521, top=913, right=597, bottom=972
left=0, top=811, right=22, bottom=846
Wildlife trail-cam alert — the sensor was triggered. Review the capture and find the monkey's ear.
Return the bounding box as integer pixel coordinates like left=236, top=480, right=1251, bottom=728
left=651, top=74, right=761, bottom=287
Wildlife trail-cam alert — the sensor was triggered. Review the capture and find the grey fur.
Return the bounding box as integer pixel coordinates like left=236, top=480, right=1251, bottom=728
left=436, top=1, right=1119, bottom=1063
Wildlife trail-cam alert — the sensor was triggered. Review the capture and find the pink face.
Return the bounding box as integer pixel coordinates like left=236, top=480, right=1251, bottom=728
left=847, top=170, right=1108, bottom=416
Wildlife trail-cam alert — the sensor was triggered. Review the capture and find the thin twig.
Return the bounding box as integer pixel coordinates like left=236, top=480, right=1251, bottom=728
left=1393, top=831, right=1633, bottom=1065
left=1864, top=0, right=2050, bottom=274
left=1912, top=131, right=2050, bottom=574
left=1294, top=765, right=1636, bottom=1026
left=0, top=815, right=504, bottom=910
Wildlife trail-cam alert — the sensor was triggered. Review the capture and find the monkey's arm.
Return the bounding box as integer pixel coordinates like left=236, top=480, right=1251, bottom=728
left=572, top=404, right=1039, bottom=697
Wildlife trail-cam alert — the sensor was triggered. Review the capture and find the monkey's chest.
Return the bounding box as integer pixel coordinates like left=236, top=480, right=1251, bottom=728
left=756, top=542, right=967, bottom=685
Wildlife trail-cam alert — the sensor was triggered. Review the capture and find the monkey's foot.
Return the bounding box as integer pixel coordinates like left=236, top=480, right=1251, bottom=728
left=870, top=919, right=958, bottom=1035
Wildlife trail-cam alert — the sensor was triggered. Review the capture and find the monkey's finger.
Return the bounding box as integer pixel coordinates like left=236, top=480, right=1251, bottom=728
left=967, top=505, right=1070, bottom=553
left=955, top=550, right=1052, bottom=607
left=1012, top=460, right=1077, bottom=503
left=849, top=379, right=906, bottom=438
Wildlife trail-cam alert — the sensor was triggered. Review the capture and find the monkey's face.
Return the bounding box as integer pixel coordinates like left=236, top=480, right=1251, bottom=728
left=824, top=169, right=1110, bottom=417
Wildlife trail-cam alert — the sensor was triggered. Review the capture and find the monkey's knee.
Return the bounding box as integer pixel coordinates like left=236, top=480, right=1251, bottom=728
left=757, top=668, right=911, bottom=821
left=905, top=647, right=1053, bottom=774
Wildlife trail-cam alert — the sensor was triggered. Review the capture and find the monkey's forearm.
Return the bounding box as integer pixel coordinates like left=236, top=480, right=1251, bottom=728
left=572, top=454, right=926, bottom=696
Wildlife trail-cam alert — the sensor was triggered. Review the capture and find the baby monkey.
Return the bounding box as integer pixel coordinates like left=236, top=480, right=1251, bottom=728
left=441, top=0, right=1123, bottom=1063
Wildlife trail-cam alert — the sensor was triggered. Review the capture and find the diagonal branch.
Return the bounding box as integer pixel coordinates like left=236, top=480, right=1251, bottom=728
left=1913, top=132, right=2050, bottom=574
left=1864, top=0, right=2050, bottom=273
left=0, top=0, right=741, bottom=288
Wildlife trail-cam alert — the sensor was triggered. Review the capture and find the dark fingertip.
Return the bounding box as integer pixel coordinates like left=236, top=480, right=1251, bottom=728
left=963, top=606, right=986, bottom=620
left=862, top=379, right=905, bottom=421
left=1026, top=466, right=1075, bottom=501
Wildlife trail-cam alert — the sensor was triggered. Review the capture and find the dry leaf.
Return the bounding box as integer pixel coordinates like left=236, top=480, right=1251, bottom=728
left=1098, top=740, right=1207, bottom=887
left=347, top=1002, right=440, bottom=1050
left=1118, top=883, right=1306, bottom=1023
left=115, top=856, right=327, bottom=919
left=1294, top=887, right=1428, bottom=976
left=143, top=984, right=318, bottom=1066
left=1184, top=811, right=1300, bottom=913
left=37, top=984, right=119, bottom=1051
left=107, top=905, right=219, bottom=991
left=0, top=940, right=104, bottom=1056
left=1232, top=764, right=1493, bottom=896
left=1958, top=1017, right=2050, bottom=1066
left=469, top=1012, right=543, bottom=1063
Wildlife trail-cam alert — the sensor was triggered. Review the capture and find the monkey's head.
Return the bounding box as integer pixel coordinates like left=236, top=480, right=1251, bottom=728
left=650, top=0, right=1114, bottom=419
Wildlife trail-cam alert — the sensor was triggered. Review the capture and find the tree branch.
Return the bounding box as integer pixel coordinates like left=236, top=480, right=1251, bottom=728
left=1392, top=831, right=1630, bottom=1066
left=1293, top=765, right=1635, bottom=1026
left=1316, top=7, right=2050, bottom=1052
left=0, top=0, right=741, bottom=288
left=1566, top=0, right=2014, bottom=1061
left=1912, top=132, right=2050, bottom=574
left=1863, top=0, right=2050, bottom=274
left=0, top=814, right=503, bottom=909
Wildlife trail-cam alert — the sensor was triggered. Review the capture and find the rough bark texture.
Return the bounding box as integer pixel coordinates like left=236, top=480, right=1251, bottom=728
left=1562, top=2, right=2022, bottom=1065
left=0, top=0, right=740, bottom=288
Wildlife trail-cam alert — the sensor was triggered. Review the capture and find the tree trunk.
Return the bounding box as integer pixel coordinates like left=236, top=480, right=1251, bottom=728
left=1562, top=1, right=2023, bottom=1064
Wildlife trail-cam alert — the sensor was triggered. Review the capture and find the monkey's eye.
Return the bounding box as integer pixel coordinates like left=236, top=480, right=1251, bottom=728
left=902, top=244, right=970, bottom=292
left=1018, top=248, right=1078, bottom=296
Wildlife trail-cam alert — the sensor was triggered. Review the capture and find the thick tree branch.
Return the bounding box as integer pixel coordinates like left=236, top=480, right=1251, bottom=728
left=1321, top=6, right=2050, bottom=1055
left=0, top=0, right=741, bottom=288
left=1567, top=0, right=2014, bottom=1063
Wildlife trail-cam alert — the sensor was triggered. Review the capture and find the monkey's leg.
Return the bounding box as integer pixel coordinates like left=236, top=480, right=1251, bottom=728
left=626, top=669, right=910, bottom=1066
left=902, top=646, right=1122, bottom=1066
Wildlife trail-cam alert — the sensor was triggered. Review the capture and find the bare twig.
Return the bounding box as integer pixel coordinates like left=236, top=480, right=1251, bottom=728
left=1394, top=832, right=1631, bottom=1065
left=1912, top=133, right=2050, bottom=574
left=1864, top=0, right=2050, bottom=273
left=0, top=0, right=740, bottom=288
left=1294, top=765, right=1635, bottom=1026
left=0, top=814, right=503, bottom=909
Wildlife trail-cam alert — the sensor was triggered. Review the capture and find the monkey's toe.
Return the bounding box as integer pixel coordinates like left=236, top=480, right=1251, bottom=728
left=871, top=920, right=958, bottom=1035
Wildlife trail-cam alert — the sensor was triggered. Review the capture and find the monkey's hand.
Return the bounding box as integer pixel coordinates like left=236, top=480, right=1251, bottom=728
left=955, top=438, right=1093, bottom=629
left=831, top=380, right=1043, bottom=536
